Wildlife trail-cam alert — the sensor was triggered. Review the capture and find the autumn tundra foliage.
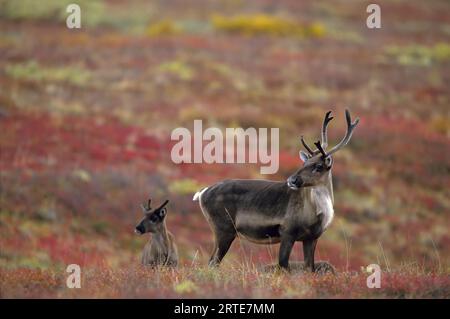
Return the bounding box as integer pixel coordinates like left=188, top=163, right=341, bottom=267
left=0, top=0, right=449, bottom=298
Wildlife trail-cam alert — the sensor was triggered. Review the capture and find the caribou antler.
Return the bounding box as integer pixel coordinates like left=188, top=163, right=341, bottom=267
left=156, top=199, right=169, bottom=211
left=301, top=136, right=314, bottom=155
left=141, top=198, right=152, bottom=211
left=300, top=109, right=358, bottom=158
left=300, top=111, right=333, bottom=156
left=314, top=141, right=328, bottom=158
left=327, top=109, right=359, bottom=155
left=321, top=111, right=334, bottom=149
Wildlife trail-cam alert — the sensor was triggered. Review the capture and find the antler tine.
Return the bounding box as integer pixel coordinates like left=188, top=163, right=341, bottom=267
left=314, top=141, right=328, bottom=158
left=147, top=198, right=152, bottom=210
left=321, top=111, right=334, bottom=149
left=301, top=136, right=314, bottom=155
left=327, top=109, right=359, bottom=155
left=156, top=199, right=169, bottom=211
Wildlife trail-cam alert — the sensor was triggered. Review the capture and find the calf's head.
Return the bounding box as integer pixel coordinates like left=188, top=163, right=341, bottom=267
left=135, top=198, right=169, bottom=235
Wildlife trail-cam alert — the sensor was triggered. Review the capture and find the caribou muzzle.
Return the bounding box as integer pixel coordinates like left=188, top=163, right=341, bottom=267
left=135, top=224, right=145, bottom=235
left=287, top=175, right=303, bottom=190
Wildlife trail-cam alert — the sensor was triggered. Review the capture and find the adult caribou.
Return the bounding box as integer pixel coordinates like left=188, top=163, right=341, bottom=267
left=193, top=109, right=359, bottom=271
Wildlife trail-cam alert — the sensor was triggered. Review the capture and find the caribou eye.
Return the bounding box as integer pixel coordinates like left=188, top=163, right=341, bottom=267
left=315, top=164, right=324, bottom=172
left=150, top=215, right=158, bottom=223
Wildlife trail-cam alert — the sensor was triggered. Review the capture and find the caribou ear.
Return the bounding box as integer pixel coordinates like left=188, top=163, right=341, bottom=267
left=299, top=151, right=310, bottom=162
left=324, top=156, right=333, bottom=168
left=157, top=208, right=167, bottom=219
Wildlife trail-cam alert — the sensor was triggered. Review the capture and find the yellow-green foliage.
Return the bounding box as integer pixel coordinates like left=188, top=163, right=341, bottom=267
left=211, top=14, right=325, bottom=38
left=0, top=0, right=71, bottom=20
left=174, top=279, right=198, bottom=294
left=169, top=179, right=205, bottom=195
left=1, top=251, right=53, bottom=269
left=385, top=43, right=450, bottom=66
left=430, top=117, right=450, bottom=135
left=0, top=0, right=106, bottom=27
left=5, top=61, right=91, bottom=86
left=147, top=20, right=182, bottom=37
left=157, top=60, right=195, bottom=80
left=433, top=43, right=450, bottom=61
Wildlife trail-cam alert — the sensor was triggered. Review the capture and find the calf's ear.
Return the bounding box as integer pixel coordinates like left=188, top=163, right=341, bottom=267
left=157, top=208, right=167, bottom=220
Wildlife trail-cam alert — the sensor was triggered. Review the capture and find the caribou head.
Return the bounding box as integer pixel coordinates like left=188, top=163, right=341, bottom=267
left=135, top=199, right=170, bottom=234
left=287, top=109, right=359, bottom=190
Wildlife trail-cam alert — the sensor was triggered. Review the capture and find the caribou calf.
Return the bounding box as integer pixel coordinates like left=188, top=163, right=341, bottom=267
left=135, top=199, right=178, bottom=267
left=193, top=109, right=359, bottom=271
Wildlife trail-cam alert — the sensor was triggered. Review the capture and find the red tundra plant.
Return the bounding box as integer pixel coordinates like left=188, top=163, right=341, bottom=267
left=356, top=115, right=448, bottom=190
left=0, top=112, right=165, bottom=172
left=37, top=234, right=108, bottom=267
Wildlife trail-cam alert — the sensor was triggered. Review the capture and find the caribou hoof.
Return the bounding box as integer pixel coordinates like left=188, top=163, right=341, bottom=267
left=313, top=261, right=336, bottom=275
left=261, top=261, right=336, bottom=275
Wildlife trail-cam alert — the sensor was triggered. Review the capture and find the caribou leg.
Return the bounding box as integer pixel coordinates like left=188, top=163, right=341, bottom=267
left=208, top=232, right=236, bottom=267
left=303, top=239, right=318, bottom=272
left=278, top=235, right=295, bottom=269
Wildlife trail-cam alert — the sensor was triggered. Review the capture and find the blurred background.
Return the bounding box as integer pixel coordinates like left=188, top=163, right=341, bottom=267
left=0, top=0, right=449, bottom=297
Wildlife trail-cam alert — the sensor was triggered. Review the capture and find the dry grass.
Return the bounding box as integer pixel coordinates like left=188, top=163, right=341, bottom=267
left=1, top=263, right=448, bottom=298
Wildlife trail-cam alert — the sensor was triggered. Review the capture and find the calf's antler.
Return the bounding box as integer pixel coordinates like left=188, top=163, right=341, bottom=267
left=156, top=200, right=169, bottom=211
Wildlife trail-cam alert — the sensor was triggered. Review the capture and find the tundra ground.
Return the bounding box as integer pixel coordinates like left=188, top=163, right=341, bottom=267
left=0, top=0, right=449, bottom=298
